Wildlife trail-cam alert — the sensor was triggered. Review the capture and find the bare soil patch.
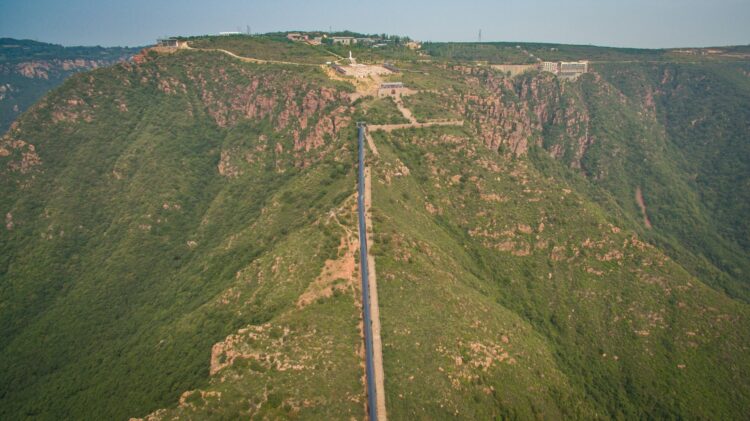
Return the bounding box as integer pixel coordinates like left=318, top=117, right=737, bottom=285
left=635, top=186, right=653, bottom=229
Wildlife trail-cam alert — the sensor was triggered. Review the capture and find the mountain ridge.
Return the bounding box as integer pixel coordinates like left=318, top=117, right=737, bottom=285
left=0, top=37, right=141, bottom=134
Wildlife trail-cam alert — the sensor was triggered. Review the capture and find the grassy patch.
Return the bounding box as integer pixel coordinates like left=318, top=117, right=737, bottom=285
left=187, top=35, right=337, bottom=64
left=402, top=91, right=462, bottom=122
left=353, top=96, right=409, bottom=124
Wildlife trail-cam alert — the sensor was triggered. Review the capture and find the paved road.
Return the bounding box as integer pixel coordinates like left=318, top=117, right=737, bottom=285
left=357, top=123, right=378, bottom=421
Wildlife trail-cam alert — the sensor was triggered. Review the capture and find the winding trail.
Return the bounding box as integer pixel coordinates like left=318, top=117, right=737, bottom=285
left=181, top=42, right=332, bottom=67
left=394, top=97, right=418, bottom=124
left=365, top=131, right=379, bottom=157
left=369, top=93, right=463, bottom=132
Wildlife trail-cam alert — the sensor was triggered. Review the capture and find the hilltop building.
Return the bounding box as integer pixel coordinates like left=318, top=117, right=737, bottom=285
left=286, top=33, right=324, bottom=45
left=541, top=61, right=559, bottom=74
left=560, top=61, right=588, bottom=74
left=332, top=37, right=356, bottom=45
left=330, top=63, right=346, bottom=75
left=287, top=33, right=308, bottom=42
left=540, top=60, right=589, bottom=79
left=156, top=38, right=186, bottom=49
left=331, top=53, right=392, bottom=78
left=377, top=82, right=411, bottom=98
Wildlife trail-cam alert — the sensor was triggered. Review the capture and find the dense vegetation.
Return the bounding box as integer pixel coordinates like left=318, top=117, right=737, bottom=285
left=422, top=42, right=538, bottom=64
left=402, top=91, right=462, bottom=122
left=523, top=61, right=750, bottom=301
left=369, top=123, right=749, bottom=419
left=0, top=49, right=362, bottom=419
left=424, top=40, right=750, bottom=63
left=1, top=35, right=749, bottom=419
left=591, top=62, right=750, bottom=290
left=0, top=38, right=138, bottom=62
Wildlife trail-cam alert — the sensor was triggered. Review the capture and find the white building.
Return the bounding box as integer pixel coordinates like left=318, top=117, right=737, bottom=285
left=540, top=61, right=588, bottom=79
left=287, top=33, right=308, bottom=42
left=156, top=38, right=186, bottom=48
left=377, top=82, right=409, bottom=98
left=540, top=61, right=559, bottom=74
left=332, top=37, right=356, bottom=45
left=560, top=61, right=588, bottom=74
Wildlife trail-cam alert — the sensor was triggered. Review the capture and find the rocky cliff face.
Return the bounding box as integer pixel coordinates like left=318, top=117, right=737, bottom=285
left=457, top=59, right=750, bottom=302
left=1, top=49, right=354, bottom=185
left=436, top=60, right=750, bottom=306
left=514, top=72, right=593, bottom=167
left=453, top=66, right=593, bottom=161
left=2, top=58, right=108, bottom=80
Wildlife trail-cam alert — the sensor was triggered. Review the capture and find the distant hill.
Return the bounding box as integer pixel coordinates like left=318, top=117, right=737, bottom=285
left=422, top=41, right=750, bottom=64
left=0, top=38, right=140, bottom=134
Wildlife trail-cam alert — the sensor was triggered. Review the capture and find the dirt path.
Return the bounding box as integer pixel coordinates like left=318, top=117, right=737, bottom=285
left=296, top=211, right=359, bottom=308
left=364, top=165, right=387, bottom=420
left=183, top=42, right=325, bottom=67
left=351, top=74, right=384, bottom=102
left=635, top=186, right=653, bottom=229
left=394, top=97, right=417, bottom=124
left=368, top=119, right=464, bottom=132
left=369, top=88, right=463, bottom=132
left=365, top=131, right=379, bottom=157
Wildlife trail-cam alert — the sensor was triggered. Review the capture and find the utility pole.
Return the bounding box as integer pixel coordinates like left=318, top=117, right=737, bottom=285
left=478, top=29, right=482, bottom=43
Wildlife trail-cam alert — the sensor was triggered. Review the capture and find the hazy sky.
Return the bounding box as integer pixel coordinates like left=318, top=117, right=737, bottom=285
left=1, top=0, right=749, bottom=48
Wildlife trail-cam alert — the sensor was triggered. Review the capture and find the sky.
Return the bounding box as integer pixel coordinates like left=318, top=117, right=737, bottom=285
left=1, top=0, right=749, bottom=49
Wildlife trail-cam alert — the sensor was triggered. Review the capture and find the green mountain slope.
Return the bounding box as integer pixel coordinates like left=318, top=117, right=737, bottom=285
left=502, top=62, right=750, bottom=301
left=590, top=62, right=750, bottom=294
left=1, top=36, right=748, bottom=420
left=369, top=125, right=749, bottom=419
left=0, top=49, right=363, bottom=419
